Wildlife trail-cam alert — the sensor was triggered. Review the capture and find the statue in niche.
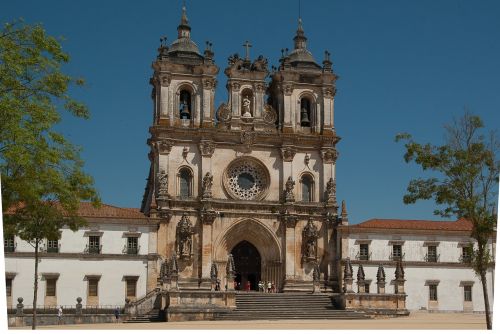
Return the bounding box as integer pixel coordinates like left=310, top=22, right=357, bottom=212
left=176, top=213, right=194, bottom=258
left=202, top=172, right=213, bottom=198
left=242, top=95, right=252, bottom=118
left=284, top=176, right=295, bottom=202
left=303, top=218, right=319, bottom=261
left=157, top=169, right=168, bottom=198
left=325, top=177, right=336, bottom=204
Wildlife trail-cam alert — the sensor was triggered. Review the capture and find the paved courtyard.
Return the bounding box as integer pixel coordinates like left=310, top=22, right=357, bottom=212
left=10, top=312, right=488, bottom=330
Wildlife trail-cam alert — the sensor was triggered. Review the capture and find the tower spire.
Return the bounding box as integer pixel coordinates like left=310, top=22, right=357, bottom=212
left=177, top=1, right=191, bottom=39
left=293, top=17, right=307, bottom=50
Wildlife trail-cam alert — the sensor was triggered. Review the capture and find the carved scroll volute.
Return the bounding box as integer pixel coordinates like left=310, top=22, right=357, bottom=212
left=155, top=140, right=174, bottom=155
left=321, top=148, right=338, bottom=164
left=199, top=141, right=216, bottom=157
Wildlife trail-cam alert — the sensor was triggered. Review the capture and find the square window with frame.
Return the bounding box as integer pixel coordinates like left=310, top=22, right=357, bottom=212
left=47, top=239, right=59, bottom=253
left=46, top=278, right=56, bottom=297
left=429, top=284, right=438, bottom=301
left=461, top=246, right=472, bottom=263
left=464, top=285, right=472, bottom=302
left=6, top=278, right=12, bottom=297
left=127, top=237, right=138, bottom=255
left=126, top=279, right=137, bottom=297
left=4, top=236, right=15, bottom=252
left=427, top=245, right=437, bottom=262
left=88, top=278, right=99, bottom=297
left=359, top=244, right=369, bottom=260
left=392, top=244, right=402, bottom=260
left=88, top=236, right=100, bottom=254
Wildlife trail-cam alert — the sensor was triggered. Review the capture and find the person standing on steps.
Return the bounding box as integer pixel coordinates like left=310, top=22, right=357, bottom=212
left=114, top=307, right=120, bottom=323
left=267, top=281, right=272, bottom=293
left=245, top=280, right=251, bottom=292
left=57, top=306, right=63, bottom=325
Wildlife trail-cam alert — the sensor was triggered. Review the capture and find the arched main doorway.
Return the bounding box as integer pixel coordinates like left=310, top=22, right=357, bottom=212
left=231, top=240, right=261, bottom=291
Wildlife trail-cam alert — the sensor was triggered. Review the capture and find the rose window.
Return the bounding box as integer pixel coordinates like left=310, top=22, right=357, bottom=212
left=224, top=158, right=269, bottom=200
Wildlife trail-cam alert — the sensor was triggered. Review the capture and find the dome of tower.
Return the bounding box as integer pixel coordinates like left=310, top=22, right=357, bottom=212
left=168, top=37, right=200, bottom=55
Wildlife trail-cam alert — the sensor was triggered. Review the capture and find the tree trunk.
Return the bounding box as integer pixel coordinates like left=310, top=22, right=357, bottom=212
left=32, top=238, right=39, bottom=330
left=479, top=270, right=492, bottom=330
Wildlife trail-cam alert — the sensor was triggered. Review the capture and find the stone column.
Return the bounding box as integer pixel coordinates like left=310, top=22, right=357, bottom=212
left=282, top=84, right=293, bottom=132
left=159, top=75, right=171, bottom=120
left=202, top=78, right=216, bottom=127
left=282, top=213, right=298, bottom=291
left=230, top=82, right=241, bottom=130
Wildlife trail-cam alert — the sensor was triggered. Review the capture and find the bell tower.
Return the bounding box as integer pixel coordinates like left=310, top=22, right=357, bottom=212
left=150, top=5, right=219, bottom=129
left=268, top=18, right=337, bottom=136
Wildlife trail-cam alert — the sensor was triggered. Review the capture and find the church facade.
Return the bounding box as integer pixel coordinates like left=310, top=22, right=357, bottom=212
left=140, top=7, right=342, bottom=293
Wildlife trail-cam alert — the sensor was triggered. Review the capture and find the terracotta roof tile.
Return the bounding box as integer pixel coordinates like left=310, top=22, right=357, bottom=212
left=4, top=202, right=147, bottom=219
left=355, top=218, right=472, bottom=231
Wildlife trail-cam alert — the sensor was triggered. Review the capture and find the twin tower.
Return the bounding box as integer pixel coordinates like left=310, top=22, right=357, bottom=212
left=142, top=6, right=344, bottom=293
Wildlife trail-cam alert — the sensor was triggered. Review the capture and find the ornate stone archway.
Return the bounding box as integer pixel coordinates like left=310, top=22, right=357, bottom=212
left=213, top=219, right=283, bottom=291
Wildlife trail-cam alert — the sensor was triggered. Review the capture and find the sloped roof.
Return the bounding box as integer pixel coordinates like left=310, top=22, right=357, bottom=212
left=355, top=218, right=473, bottom=231
left=4, top=202, right=147, bottom=219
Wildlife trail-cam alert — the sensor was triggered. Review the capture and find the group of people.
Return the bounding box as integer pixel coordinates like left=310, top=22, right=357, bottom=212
left=257, top=280, right=276, bottom=293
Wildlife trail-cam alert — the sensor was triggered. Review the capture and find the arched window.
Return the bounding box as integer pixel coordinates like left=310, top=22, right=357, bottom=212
left=179, top=168, right=193, bottom=198
left=179, top=90, right=192, bottom=120
left=301, top=174, right=314, bottom=202
left=300, top=98, right=311, bottom=127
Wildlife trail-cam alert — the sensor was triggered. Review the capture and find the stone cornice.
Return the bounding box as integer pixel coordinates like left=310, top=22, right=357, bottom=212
left=336, top=225, right=482, bottom=237
left=149, top=127, right=340, bottom=149
left=4, top=252, right=160, bottom=261
left=342, top=259, right=496, bottom=269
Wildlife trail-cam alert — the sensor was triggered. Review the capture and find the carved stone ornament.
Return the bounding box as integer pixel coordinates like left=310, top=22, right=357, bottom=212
left=302, top=218, right=319, bottom=261
left=199, top=141, right=216, bottom=157
left=283, top=84, right=293, bottom=96
left=240, top=131, right=255, bottom=146
left=155, top=140, right=174, bottom=155
left=160, top=74, right=171, bottom=87
left=304, top=153, right=310, bottom=166
left=201, top=209, right=217, bottom=225
left=231, top=81, right=241, bottom=92
left=263, top=104, right=277, bottom=124
left=313, top=263, right=321, bottom=282
left=321, top=148, right=338, bottom=164
left=280, top=213, right=298, bottom=228
left=281, top=147, right=296, bottom=162
left=322, top=87, right=334, bottom=98
left=203, top=78, right=216, bottom=90
left=223, top=157, right=270, bottom=201
left=201, top=172, right=213, bottom=199
left=210, top=263, right=218, bottom=281
left=182, top=147, right=189, bottom=160
left=284, top=176, right=296, bottom=202
left=156, top=169, right=169, bottom=198
left=176, top=213, right=194, bottom=259
left=217, top=103, right=232, bottom=123
left=226, top=254, right=236, bottom=277
left=325, top=177, right=337, bottom=205
left=344, top=258, right=353, bottom=280
left=251, top=55, right=269, bottom=72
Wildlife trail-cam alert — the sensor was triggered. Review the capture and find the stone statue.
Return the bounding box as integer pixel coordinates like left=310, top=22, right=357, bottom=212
left=302, top=218, right=319, bottom=260
left=242, top=95, right=252, bottom=118
left=217, top=102, right=231, bottom=123
left=325, top=177, right=336, bottom=205
left=284, top=176, right=295, bottom=202
left=202, top=172, right=213, bottom=198
left=176, top=213, right=194, bottom=258
left=157, top=169, right=168, bottom=197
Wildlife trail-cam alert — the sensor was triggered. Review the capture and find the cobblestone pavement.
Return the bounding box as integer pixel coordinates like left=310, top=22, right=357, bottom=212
left=9, top=312, right=488, bottom=330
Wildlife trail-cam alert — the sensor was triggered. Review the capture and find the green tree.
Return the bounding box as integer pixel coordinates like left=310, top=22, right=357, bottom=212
left=396, top=112, right=498, bottom=330
left=0, top=20, right=100, bottom=329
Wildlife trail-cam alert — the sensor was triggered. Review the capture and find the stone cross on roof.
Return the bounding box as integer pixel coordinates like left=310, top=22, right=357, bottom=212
left=243, top=40, right=252, bottom=60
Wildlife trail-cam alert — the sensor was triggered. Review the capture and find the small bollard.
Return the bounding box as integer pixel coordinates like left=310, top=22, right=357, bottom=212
left=76, top=297, right=83, bottom=315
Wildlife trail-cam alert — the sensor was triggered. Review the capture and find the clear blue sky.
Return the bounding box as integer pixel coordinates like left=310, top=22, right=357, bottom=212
left=2, top=0, right=499, bottom=224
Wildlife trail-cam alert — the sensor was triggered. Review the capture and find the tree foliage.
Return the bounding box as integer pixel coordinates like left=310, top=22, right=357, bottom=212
left=396, top=112, right=499, bottom=329
left=0, top=19, right=100, bottom=329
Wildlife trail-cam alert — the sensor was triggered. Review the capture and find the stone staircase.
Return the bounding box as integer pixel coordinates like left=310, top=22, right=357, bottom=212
left=214, top=292, right=370, bottom=321
left=123, top=309, right=163, bottom=323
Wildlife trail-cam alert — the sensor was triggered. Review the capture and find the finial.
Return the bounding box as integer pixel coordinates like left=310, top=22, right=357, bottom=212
left=181, top=2, right=188, bottom=25
left=357, top=264, right=365, bottom=281
left=341, top=200, right=347, bottom=217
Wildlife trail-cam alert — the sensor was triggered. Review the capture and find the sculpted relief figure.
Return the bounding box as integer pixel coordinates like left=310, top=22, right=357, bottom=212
left=325, top=177, right=337, bottom=205
left=157, top=169, right=169, bottom=198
